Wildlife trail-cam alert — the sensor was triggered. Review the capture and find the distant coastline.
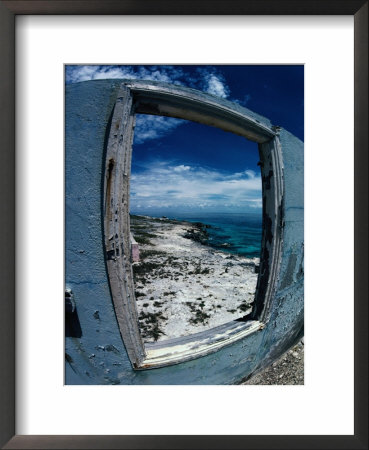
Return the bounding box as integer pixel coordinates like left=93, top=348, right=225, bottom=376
left=131, top=211, right=263, bottom=259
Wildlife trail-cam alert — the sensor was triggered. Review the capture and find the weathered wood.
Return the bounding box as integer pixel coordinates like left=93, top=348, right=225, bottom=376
left=103, top=85, right=146, bottom=367
left=253, top=135, right=284, bottom=323
left=125, top=79, right=276, bottom=144
left=142, top=320, right=262, bottom=369
left=103, top=81, right=285, bottom=370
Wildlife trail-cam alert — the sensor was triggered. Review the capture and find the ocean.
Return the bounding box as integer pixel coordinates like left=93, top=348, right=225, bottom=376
left=135, top=211, right=262, bottom=259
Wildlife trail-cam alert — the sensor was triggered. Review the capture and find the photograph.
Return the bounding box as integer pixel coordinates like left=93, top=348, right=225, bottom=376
left=65, top=65, right=304, bottom=385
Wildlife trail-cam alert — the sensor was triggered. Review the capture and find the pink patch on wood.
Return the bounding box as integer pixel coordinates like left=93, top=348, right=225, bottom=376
left=131, top=243, right=140, bottom=262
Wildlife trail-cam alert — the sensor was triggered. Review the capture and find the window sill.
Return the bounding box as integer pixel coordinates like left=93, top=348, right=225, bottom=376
left=139, top=320, right=263, bottom=369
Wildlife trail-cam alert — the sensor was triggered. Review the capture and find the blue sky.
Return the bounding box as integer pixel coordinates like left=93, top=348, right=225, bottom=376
left=66, top=65, right=304, bottom=214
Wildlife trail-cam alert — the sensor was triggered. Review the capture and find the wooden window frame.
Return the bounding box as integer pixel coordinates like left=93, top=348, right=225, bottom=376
left=103, top=80, right=284, bottom=369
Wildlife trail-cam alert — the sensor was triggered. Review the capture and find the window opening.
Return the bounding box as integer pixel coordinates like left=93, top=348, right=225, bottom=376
left=130, top=115, right=262, bottom=343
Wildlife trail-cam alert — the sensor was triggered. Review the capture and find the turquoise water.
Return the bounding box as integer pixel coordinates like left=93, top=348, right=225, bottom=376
left=158, top=212, right=262, bottom=259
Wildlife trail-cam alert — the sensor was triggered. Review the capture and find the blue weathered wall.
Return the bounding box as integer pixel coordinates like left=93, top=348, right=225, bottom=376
left=65, top=80, right=303, bottom=385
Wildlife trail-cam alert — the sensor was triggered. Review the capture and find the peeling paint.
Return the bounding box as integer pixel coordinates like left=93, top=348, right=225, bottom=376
left=65, top=79, right=303, bottom=385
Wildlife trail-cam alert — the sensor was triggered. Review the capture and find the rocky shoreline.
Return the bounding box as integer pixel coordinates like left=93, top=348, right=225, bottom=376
left=130, top=215, right=259, bottom=343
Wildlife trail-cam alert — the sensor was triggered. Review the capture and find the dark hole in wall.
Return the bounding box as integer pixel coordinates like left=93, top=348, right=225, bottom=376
left=65, top=292, right=82, bottom=338
left=65, top=309, right=82, bottom=338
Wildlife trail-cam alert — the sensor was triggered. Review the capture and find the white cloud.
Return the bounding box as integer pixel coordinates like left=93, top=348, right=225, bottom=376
left=66, top=65, right=234, bottom=144
left=205, top=74, right=229, bottom=98
left=66, top=65, right=232, bottom=98
left=133, top=115, right=185, bottom=145
left=130, top=160, right=261, bottom=212
left=173, top=165, right=191, bottom=172
left=65, top=65, right=186, bottom=84
left=244, top=169, right=256, bottom=179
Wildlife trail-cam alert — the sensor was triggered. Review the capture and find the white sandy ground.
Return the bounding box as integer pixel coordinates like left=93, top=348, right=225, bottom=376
left=131, top=216, right=259, bottom=343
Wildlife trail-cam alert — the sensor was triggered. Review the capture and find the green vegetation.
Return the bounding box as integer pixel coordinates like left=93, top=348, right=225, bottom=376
left=135, top=291, right=145, bottom=298
left=188, top=260, right=212, bottom=275
left=186, top=300, right=211, bottom=325
left=132, top=261, right=161, bottom=278
left=138, top=310, right=166, bottom=341
left=140, top=249, right=166, bottom=258
left=238, top=301, right=249, bottom=312
left=133, top=234, right=156, bottom=246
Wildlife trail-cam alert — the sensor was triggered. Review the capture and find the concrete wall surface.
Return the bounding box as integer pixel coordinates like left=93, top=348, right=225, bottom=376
left=65, top=79, right=304, bottom=385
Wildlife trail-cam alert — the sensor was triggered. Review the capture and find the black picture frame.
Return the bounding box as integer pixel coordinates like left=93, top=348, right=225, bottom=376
left=0, top=1, right=367, bottom=448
